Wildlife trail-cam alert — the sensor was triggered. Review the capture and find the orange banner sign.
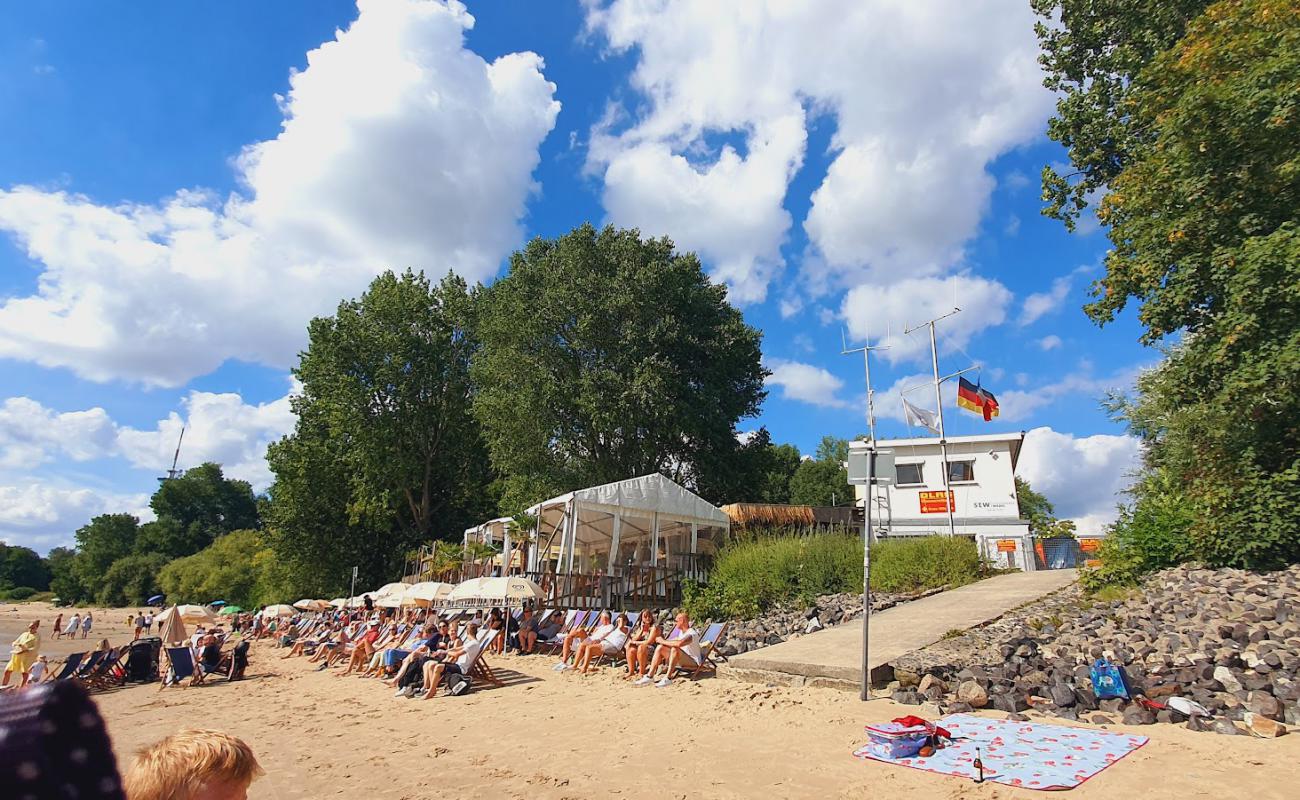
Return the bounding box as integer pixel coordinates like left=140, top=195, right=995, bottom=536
left=918, top=490, right=955, bottom=514
left=1078, top=538, right=1100, bottom=552
left=997, top=539, right=1017, bottom=552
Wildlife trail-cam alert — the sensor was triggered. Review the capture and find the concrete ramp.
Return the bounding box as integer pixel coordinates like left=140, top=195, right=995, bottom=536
left=722, top=569, right=1078, bottom=691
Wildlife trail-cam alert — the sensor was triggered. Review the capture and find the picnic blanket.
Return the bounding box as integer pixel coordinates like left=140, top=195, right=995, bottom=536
left=853, top=713, right=1148, bottom=790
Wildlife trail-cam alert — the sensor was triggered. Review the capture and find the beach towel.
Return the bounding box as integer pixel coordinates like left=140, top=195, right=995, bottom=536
left=853, top=713, right=1148, bottom=791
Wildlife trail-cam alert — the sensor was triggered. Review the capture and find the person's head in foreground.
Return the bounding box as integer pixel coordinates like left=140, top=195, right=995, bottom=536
left=125, top=729, right=263, bottom=800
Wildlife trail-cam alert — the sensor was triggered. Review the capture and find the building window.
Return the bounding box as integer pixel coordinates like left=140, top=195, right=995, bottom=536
left=896, top=462, right=924, bottom=486
left=948, top=460, right=976, bottom=483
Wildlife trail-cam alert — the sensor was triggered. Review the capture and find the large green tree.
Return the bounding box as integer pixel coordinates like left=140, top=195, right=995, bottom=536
left=71, top=513, right=139, bottom=596
left=1043, top=0, right=1300, bottom=569
left=157, top=529, right=277, bottom=609
left=267, top=270, right=495, bottom=592
left=1032, top=0, right=1211, bottom=228
left=149, top=462, right=259, bottom=545
left=0, top=542, right=51, bottom=591
left=97, top=553, right=169, bottom=607
left=472, top=224, right=766, bottom=508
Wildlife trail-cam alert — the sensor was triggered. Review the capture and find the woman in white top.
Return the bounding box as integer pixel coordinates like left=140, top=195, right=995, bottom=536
left=572, top=613, right=629, bottom=674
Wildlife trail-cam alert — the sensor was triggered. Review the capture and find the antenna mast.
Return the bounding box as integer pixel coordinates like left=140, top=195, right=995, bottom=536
left=159, top=425, right=185, bottom=483
left=903, top=309, right=978, bottom=538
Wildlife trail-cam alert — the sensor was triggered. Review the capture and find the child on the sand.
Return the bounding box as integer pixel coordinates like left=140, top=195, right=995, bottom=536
left=124, top=729, right=263, bottom=800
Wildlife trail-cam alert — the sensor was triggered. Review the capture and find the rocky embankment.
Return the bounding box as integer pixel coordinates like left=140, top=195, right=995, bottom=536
left=718, top=586, right=945, bottom=657
left=886, top=565, right=1298, bottom=737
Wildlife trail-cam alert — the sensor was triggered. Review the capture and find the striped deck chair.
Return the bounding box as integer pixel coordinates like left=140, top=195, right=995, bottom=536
left=673, top=622, right=728, bottom=680
left=50, top=652, right=85, bottom=681
left=85, top=648, right=126, bottom=691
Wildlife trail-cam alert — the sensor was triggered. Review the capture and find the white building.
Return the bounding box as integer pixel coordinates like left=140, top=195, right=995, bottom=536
left=850, top=432, right=1035, bottom=571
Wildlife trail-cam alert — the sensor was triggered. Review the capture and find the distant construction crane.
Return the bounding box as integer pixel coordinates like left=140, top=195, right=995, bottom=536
left=158, top=426, right=185, bottom=483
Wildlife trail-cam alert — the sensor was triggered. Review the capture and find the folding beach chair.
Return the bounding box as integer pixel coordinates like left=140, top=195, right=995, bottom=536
left=79, top=648, right=120, bottom=691
left=72, top=650, right=104, bottom=680
left=50, top=652, right=85, bottom=681
left=160, top=646, right=201, bottom=689
left=465, top=628, right=504, bottom=691
left=672, top=622, right=728, bottom=680
left=216, top=640, right=250, bottom=681
left=538, top=610, right=587, bottom=654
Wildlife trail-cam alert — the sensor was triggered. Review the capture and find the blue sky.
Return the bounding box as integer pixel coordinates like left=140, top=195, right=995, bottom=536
left=0, top=1, right=1150, bottom=552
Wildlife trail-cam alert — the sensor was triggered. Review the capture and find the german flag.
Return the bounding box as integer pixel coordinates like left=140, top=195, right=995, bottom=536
left=957, top=377, right=1000, bottom=421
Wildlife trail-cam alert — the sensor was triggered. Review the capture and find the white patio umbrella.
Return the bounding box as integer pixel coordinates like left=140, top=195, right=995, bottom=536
left=447, top=577, right=493, bottom=604
left=374, top=595, right=403, bottom=609
left=292, top=598, right=317, bottom=611
left=261, top=604, right=296, bottom=618
left=174, top=604, right=217, bottom=625
left=329, top=598, right=349, bottom=608
left=401, top=581, right=454, bottom=607
left=475, top=576, right=546, bottom=603
left=371, top=582, right=411, bottom=600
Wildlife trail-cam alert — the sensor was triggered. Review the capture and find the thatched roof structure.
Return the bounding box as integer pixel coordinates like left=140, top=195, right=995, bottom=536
left=721, top=503, right=861, bottom=530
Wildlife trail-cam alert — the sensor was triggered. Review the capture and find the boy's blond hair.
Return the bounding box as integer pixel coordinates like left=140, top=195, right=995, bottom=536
left=124, top=729, right=264, bottom=800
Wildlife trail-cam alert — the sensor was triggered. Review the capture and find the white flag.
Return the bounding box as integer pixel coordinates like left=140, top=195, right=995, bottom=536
left=902, top=398, right=941, bottom=435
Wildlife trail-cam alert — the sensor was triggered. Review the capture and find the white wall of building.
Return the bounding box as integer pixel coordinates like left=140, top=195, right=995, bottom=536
left=850, top=433, right=1036, bottom=570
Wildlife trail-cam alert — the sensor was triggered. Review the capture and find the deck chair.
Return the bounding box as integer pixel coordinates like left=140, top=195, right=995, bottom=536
left=160, top=646, right=201, bottom=689
left=84, top=648, right=124, bottom=691
left=463, top=628, right=504, bottom=691
left=673, top=622, right=728, bottom=680
left=216, top=640, right=250, bottom=681
left=537, top=610, right=586, bottom=654
left=50, top=652, right=85, bottom=681
left=72, top=650, right=104, bottom=680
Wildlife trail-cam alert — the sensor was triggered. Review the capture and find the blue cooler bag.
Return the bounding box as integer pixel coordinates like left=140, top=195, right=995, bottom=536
left=1090, top=657, right=1130, bottom=699
left=863, top=721, right=930, bottom=759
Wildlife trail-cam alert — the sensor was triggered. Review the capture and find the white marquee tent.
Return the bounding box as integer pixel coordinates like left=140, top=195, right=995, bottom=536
left=524, top=473, right=729, bottom=576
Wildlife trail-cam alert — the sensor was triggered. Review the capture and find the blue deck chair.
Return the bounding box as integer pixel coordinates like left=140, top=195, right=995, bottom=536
left=50, top=652, right=85, bottom=681
left=160, top=646, right=200, bottom=689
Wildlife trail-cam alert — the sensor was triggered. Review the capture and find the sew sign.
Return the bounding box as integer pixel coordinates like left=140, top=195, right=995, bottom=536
left=918, top=490, right=954, bottom=514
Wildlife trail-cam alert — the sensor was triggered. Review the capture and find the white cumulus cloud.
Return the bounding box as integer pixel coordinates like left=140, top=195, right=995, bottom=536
left=1037, top=335, right=1063, bottom=351
left=765, top=358, right=850, bottom=408
left=0, top=0, right=560, bottom=386
left=0, top=484, right=153, bottom=554
left=840, top=274, right=1013, bottom=365
left=1017, top=426, right=1142, bottom=536
left=0, top=385, right=296, bottom=490
left=585, top=0, right=1051, bottom=300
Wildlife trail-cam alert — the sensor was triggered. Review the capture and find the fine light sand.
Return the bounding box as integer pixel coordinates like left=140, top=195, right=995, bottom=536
left=7, top=601, right=1300, bottom=799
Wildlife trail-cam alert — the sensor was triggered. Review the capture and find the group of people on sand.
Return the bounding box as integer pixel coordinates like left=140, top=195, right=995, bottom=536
left=546, top=609, right=703, bottom=687
left=52, top=610, right=93, bottom=640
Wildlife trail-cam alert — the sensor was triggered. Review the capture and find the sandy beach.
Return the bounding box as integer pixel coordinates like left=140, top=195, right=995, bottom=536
left=6, top=601, right=1299, bottom=799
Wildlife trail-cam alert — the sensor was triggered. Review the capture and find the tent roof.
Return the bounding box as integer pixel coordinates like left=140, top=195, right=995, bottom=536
left=463, top=517, right=514, bottom=539
left=528, top=473, right=729, bottom=528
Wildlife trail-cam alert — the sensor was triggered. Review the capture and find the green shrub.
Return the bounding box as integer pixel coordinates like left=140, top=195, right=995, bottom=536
left=685, top=533, right=983, bottom=620
left=1, top=586, right=38, bottom=601
left=1079, top=472, right=1195, bottom=592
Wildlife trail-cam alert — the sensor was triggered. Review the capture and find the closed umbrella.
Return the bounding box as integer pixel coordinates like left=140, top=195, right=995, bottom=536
left=147, top=594, right=165, bottom=605
left=209, top=600, right=227, bottom=607
left=156, top=606, right=188, bottom=645
left=261, top=604, right=296, bottom=618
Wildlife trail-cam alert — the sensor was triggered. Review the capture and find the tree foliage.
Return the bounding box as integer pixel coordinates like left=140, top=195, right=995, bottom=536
left=97, top=553, right=169, bottom=607
left=157, top=530, right=276, bottom=608
left=0, top=542, right=51, bottom=591
left=788, top=436, right=852, bottom=506
left=1046, top=0, right=1300, bottom=575
left=1032, top=0, right=1211, bottom=228
left=471, top=224, right=766, bottom=506
left=266, top=270, right=496, bottom=593
left=150, top=462, right=258, bottom=545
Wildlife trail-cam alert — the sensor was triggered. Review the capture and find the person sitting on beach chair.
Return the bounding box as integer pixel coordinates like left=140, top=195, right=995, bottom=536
left=573, top=613, right=629, bottom=674
left=419, top=623, right=482, bottom=699
left=198, top=632, right=224, bottom=675
left=624, top=609, right=665, bottom=681
left=516, top=608, right=539, bottom=654
left=635, top=612, right=702, bottom=688
left=385, top=624, right=448, bottom=692
left=335, top=622, right=388, bottom=676
left=536, top=611, right=564, bottom=644
left=552, top=613, right=598, bottom=670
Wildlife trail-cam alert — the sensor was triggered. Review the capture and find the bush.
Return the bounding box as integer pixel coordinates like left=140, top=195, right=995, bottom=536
left=98, top=553, right=169, bottom=607
left=1078, top=472, right=1195, bottom=592
left=685, top=533, right=983, bottom=620
left=1, top=586, right=38, bottom=601
left=157, top=530, right=286, bottom=608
